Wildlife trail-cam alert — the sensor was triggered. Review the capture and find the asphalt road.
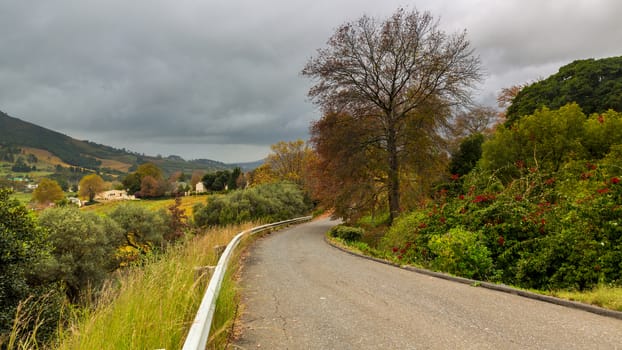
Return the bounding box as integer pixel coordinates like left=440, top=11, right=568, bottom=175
left=230, top=217, right=622, bottom=349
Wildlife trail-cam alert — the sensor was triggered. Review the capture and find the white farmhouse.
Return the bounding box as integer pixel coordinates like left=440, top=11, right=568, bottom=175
left=195, top=182, right=206, bottom=193
left=94, top=190, right=135, bottom=201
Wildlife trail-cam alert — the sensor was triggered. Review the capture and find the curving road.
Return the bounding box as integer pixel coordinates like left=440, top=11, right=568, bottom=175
left=230, top=218, right=622, bottom=349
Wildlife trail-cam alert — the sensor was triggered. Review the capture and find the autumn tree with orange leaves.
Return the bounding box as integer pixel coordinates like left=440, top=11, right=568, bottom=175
left=303, top=8, right=481, bottom=223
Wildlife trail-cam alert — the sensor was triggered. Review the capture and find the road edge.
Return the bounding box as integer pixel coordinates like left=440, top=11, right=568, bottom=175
left=324, top=236, right=622, bottom=321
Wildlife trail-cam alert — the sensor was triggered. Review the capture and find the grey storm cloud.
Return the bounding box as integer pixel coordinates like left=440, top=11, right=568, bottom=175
left=1, top=0, right=621, bottom=162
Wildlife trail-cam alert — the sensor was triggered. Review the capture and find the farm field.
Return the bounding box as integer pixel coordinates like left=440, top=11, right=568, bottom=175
left=80, top=194, right=209, bottom=216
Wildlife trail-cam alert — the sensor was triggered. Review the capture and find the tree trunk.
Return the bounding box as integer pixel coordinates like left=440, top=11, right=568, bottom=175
left=386, top=126, right=400, bottom=224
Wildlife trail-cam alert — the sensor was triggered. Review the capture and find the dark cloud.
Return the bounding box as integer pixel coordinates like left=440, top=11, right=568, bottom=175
left=1, top=0, right=621, bottom=162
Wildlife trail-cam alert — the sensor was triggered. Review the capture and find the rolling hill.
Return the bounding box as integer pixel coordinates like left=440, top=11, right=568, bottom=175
left=0, top=110, right=234, bottom=175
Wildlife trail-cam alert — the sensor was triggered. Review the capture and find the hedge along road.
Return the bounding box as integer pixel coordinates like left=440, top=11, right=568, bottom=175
left=230, top=218, right=622, bottom=349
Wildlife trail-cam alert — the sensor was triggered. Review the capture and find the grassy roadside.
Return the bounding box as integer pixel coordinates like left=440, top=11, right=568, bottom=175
left=326, top=234, right=622, bottom=313
left=55, top=222, right=254, bottom=350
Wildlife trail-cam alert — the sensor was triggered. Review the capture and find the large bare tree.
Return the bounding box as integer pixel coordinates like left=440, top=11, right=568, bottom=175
left=303, top=8, right=482, bottom=223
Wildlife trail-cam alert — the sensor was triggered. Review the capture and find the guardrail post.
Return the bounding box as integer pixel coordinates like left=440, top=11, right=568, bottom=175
left=213, top=245, right=225, bottom=257
left=193, top=265, right=215, bottom=282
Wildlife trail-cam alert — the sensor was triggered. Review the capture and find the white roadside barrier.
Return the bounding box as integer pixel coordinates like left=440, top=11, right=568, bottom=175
left=182, top=216, right=313, bottom=350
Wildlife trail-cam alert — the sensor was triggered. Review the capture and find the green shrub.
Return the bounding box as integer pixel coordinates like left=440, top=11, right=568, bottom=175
left=193, top=182, right=311, bottom=226
left=0, top=189, right=50, bottom=338
left=37, top=206, right=125, bottom=300
left=428, top=227, right=492, bottom=280
left=380, top=211, right=427, bottom=251
left=109, top=203, right=170, bottom=252
left=329, top=225, right=363, bottom=241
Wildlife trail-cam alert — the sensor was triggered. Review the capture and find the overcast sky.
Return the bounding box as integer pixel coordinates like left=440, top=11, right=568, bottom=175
left=1, top=0, right=621, bottom=163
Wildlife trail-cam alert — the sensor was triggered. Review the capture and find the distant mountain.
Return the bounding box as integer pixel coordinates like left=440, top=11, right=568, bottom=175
left=230, top=159, right=265, bottom=171
left=0, top=110, right=233, bottom=175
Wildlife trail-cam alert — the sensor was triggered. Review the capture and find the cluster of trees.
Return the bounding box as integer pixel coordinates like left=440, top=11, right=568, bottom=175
left=506, top=56, right=622, bottom=124
left=299, top=9, right=622, bottom=292
left=200, top=167, right=241, bottom=192
left=0, top=189, right=188, bottom=342
left=193, top=182, right=311, bottom=226
left=382, top=105, right=622, bottom=290
left=122, top=163, right=169, bottom=198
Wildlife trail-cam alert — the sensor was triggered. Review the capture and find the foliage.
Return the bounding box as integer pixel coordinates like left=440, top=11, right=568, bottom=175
left=37, top=207, right=124, bottom=300
left=122, top=163, right=170, bottom=198
left=109, top=203, right=170, bottom=263
left=202, top=169, right=240, bottom=191
left=449, top=133, right=485, bottom=177
left=55, top=223, right=253, bottom=350
left=303, top=8, right=481, bottom=223
left=139, top=175, right=167, bottom=198
left=165, top=195, right=188, bottom=243
left=0, top=189, right=49, bottom=337
left=193, top=182, right=311, bottom=226
left=328, top=225, right=364, bottom=242
left=78, top=173, right=106, bottom=202
left=506, top=56, right=622, bottom=124
left=264, top=139, right=314, bottom=187
left=428, top=227, right=492, bottom=279
left=481, top=104, right=622, bottom=183
left=32, top=178, right=64, bottom=204
left=382, top=155, right=622, bottom=290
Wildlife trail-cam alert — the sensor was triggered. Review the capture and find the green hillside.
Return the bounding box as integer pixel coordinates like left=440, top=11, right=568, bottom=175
left=0, top=110, right=232, bottom=175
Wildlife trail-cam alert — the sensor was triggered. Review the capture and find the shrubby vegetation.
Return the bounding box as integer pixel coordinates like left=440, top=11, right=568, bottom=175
left=0, top=191, right=186, bottom=346
left=381, top=104, right=622, bottom=291
left=0, top=189, right=51, bottom=338
left=37, top=207, right=125, bottom=300
left=193, top=182, right=312, bottom=226
left=328, top=225, right=364, bottom=242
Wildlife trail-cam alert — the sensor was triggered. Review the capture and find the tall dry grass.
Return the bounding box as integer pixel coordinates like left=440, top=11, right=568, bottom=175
left=54, top=223, right=254, bottom=350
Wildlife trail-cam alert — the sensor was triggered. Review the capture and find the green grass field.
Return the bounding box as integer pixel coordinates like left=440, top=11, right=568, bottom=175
left=80, top=194, right=209, bottom=216
left=9, top=192, right=32, bottom=204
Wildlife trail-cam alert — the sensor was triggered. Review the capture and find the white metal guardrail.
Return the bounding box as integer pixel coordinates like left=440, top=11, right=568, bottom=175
left=181, top=216, right=313, bottom=350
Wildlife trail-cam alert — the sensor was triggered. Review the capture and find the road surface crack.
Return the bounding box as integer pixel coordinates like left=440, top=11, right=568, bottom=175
left=271, top=290, right=288, bottom=338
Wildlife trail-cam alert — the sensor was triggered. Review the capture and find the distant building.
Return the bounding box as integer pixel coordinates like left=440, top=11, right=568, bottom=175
left=68, top=197, right=83, bottom=207
left=195, top=182, right=206, bottom=193
left=94, top=190, right=135, bottom=201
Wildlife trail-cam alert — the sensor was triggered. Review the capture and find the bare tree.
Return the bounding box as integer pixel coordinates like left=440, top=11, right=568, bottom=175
left=303, top=8, right=482, bottom=223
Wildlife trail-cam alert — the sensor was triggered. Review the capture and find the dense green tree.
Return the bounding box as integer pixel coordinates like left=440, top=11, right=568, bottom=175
left=481, top=104, right=587, bottom=181
left=506, top=56, right=622, bottom=124
left=122, top=172, right=141, bottom=194
left=201, top=170, right=234, bottom=191
left=109, top=203, right=169, bottom=252
left=0, top=189, right=49, bottom=334
left=582, top=109, right=622, bottom=158
left=302, top=8, right=481, bottom=223
left=449, top=133, right=484, bottom=176
left=227, top=167, right=242, bottom=190
left=37, top=207, right=124, bottom=300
